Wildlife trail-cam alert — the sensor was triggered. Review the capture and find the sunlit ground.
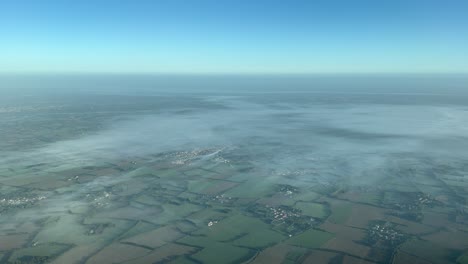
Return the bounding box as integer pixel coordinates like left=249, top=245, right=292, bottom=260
left=0, top=75, right=467, bottom=264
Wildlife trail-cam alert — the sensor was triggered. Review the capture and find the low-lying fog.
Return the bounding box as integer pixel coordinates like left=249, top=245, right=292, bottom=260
left=2, top=88, right=468, bottom=190
left=0, top=76, right=467, bottom=263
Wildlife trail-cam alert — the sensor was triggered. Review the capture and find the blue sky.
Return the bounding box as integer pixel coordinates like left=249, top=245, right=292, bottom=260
left=1, top=0, right=467, bottom=73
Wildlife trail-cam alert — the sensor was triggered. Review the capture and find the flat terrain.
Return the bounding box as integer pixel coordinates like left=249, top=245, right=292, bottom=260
left=1, top=85, right=467, bottom=264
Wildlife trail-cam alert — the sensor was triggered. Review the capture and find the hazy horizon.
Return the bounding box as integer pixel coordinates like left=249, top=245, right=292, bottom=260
left=1, top=1, right=468, bottom=264
left=1, top=0, right=468, bottom=74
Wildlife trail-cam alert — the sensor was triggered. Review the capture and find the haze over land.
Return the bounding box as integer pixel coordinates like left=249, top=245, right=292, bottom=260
left=1, top=75, right=468, bottom=263
left=1, top=0, right=468, bottom=263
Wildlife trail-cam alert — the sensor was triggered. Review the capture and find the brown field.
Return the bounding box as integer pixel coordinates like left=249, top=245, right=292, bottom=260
left=249, top=243, right=303, bottom=264
left=320, top=222, right=367, bottom=241
left=391, top=250, right=433, bottom=264
left=121, top=243, right=198, bottom=264
left=301, top=249, right=340, bottom=264
left=385, top=215, right=436, bottom=235
left=341, top=203, right=386, bottom=229
left=422, top=230, right=468, bottom=250
left=121, top=225, right=184, bottom=249
left=342, top=255, right=377, bottom=264
left=323, top=237, right=371, bottom=259
left=51, top=244, right=102, bottom=264
left=86, top=243, right=151, bottom=264
left=320, top=197, right=386, bottom=228
left=399, top=239, right=456, bottom=264
left=421, top=210, right=452, bottom=227
left=0, top=233, right=30, bottom=251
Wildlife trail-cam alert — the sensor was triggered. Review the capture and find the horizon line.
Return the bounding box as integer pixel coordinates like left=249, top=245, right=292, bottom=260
left=1, top=71, right=468, bottom=76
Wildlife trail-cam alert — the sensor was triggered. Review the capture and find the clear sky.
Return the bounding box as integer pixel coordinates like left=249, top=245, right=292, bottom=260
left=1, top=0, right=468, bottom=74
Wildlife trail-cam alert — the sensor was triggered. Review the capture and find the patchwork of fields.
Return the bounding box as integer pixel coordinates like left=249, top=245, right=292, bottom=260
left=1, top=92, right=467, bottom=264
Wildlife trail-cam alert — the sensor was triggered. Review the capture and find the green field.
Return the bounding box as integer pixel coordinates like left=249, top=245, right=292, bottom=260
left=294, top=202, right=328, bottom=219
left=286, top=229, right=334, bottom=248
left=328, top=204, right=352, bottom=224
left=233, top=228, right=285, bottom=248
left=400, top=239, right=458, bottom=264
left=457, top=252, right=468, bottom=264
left=192, top=214, right=272, bottom=241
left=177, top=236, right=253, bottom=263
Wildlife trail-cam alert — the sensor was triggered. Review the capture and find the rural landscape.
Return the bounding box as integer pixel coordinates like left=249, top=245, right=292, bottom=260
left=0, top=91, right=467, bottom=263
